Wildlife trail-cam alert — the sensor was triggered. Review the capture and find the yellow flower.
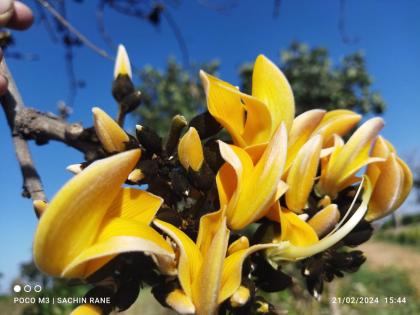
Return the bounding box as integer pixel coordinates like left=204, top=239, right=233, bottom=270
left=178, top=127, right=204, bottom=171
left=92, top=107, right=129, bottom=153
left=216, top=124, right=288, bottom=230
left=365, top=137, right=413, bottom=221
left=268, top=177, right=373, bottom=262
left=33, top=150, right=174, bottom=279
left=200, top=55, right=294, bottom=149
left=316, top=117, right=385, bottom=198
left=154, top=209, right=275, bottom=315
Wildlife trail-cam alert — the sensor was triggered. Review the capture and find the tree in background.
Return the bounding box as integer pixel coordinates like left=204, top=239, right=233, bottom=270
left=240, top=42, right=385, bottom=115
left=135, top=58, right=219, bottom=135
left=133, top=42, right=385, bottom=136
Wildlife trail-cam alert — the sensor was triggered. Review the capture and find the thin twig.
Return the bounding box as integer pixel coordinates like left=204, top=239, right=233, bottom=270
left=0, top=59, right=47, bottom=206
left=36, top=0, right=114, bottom=60
left=162, top=10, right=190, bottom=69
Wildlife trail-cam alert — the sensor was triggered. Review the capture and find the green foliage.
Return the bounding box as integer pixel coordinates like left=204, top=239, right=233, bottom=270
left=135, top=58, right=219, bottom=135
left=133, top=43, right=385, bottom=137
left=376, top=224, right=420, bottom=249
left=336, top=266, right=420, bottom=315
left=240, top=42, right=385, bottom=115
left=381, top=213, right=420, bottom=229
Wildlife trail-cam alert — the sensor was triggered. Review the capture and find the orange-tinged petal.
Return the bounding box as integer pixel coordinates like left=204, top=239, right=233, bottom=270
left=33, top=150, right=140, bottom=277
left=286, top=135, right=322, bottom=213
left=252, top=55, right=295, bottom=131
left=92, top=107, right=130, bottom=153
left=196, top=209, right=225, bottom=255
left=312, top=110, right=361, bottom=146
left=178, top=127, right=204, bottom=171
left=62, top=218, right=174, bottom=278
left=200, top=71, right=246, bottom=147
left=104, top=187, right=163, bottom=225
left=154, top=219, right=202, bottom=299
left=114, top=44, right=132, bottom=79
left=279, top=208, right=319, bottom=247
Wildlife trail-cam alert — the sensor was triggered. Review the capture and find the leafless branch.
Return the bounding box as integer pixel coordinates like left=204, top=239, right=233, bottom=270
left=1, top=58, right=104, bottom=209
left=1, top=59, right=47, bottom=206
left=35, top=0, right=114, bottom=60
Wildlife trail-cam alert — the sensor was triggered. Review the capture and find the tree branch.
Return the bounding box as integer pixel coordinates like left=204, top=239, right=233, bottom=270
left=1, top=59, right=47, bottom=206
left=1, top=58, right=105, bottom=211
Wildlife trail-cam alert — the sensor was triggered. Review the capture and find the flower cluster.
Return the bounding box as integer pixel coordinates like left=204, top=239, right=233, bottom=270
left=32, top=46, right=412, bottom=315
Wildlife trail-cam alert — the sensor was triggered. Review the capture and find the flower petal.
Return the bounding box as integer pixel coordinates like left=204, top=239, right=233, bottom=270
left=219, top=124, right=288, bottom=230
left=33, top=150, right=140, bottom=277
left=154, top=219, right=202, bottom=299
left=312, top=110, right=361, bottom=146
left=104, top=187, right=163, bottom=225
left=178, top=127, right=204, bottom=171
left=366, top=153, right=412, bottom=221
left=276, top=177, right=372, bottom=260
left=317, top=118, right=384, bottom=197
left=252, top=55, right=295, bottom=131
left=62, top=217, right=174, bottom=278
left=166, top=289, right=196, bottom=315
left=307, top=204, right=341, bottom=238
left=193, top=215, right=229, bottom=315
left=286, top=109, right=325, bottom=170
left=240, top=93, right=273, bottom=146
left=286, top=135, right=323, bottom=213
left=279, top=208, right=319, bottom=247
left=219, top=243, right=277, bottom=303
left=200, top=71, right=246, bottom=147
left=227, top=236, right=250, bottom=256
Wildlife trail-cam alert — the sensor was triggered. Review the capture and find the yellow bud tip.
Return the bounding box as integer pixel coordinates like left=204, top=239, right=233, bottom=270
left=92, top=107, right=130, bottom=153
left=66, top=163, right=83, bottom=175
left=114, top=44, right=132, bottom=79
left=33, top=200, right=48, bottom=216
left=166, top=289, right=195, bottom=315
left=178, top=127, right=204, bottom=171
left=128, top=169, right=145, bottom=183
left=230, top=286, right=250, bottom=308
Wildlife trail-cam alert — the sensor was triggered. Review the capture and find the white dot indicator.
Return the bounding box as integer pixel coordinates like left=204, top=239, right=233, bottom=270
left=13, top=285, right=21, bottom=293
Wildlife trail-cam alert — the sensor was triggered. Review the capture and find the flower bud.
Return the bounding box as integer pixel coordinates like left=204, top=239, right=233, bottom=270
left=92, top=107, right=129, bottom=153
left=178, top=127, right=204, bottom=171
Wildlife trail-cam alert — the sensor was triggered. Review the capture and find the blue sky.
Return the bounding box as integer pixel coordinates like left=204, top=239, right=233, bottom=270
left=1, top=0, right=420, bottom=292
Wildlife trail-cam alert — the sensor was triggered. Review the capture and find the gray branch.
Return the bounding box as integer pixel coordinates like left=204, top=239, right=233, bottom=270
left=1, top=59, right=104, bottom=212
